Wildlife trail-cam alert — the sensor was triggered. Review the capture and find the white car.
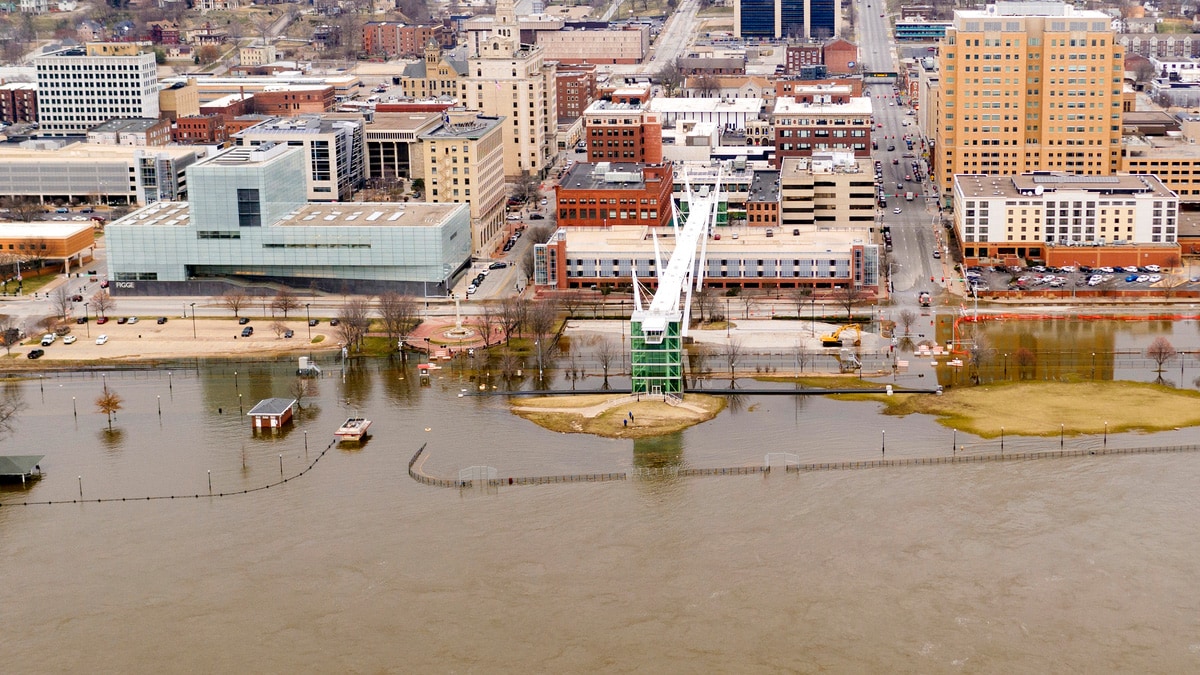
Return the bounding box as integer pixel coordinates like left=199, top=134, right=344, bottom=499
left=63, top=335, right=77, bottom=344
left=1144, top=264, right=1161, bottom=273
left=71, top=215, right=87, bottom=221
left=466, top=285, right=477, bottom=295
left=95, top=334, right=108, bottom=345
left=1148, top=274, right=1162, bottom=283
left=893, top=207, right=902, bottom=214
left=1123, top=266, right=1139, bottom=273
left=127, top=317, right=138, bottom=325
left=506, top=214, right=521, bottom=221
left=1136, top=275, right=1150, bottom=283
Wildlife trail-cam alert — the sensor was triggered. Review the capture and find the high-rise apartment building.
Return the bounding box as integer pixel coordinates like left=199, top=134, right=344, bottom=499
left=35, top=44, right=160, bottom=136
left=459, top=0, right=557, bottom=178
left=734, top=0, right=839, bottom=41
left=933, top=2, right=1123, bottom=198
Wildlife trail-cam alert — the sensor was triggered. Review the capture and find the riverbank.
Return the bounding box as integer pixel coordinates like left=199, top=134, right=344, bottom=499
left=857, top=381, right=1200, bottom=437
left=512, top=393, right=726, bottom=439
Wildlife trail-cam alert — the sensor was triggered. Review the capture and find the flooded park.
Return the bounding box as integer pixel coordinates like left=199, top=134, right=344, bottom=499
left=3, top=315, right=1200, bottom=672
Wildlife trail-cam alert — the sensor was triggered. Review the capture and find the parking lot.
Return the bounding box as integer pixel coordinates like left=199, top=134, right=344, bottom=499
left=961, top=263, right=1200, bottom=295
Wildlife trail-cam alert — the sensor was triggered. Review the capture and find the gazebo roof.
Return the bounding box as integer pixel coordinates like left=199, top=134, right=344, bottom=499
left=0, top=455, right=44, bottom=476
left=246, top=398, right=296, bottom=417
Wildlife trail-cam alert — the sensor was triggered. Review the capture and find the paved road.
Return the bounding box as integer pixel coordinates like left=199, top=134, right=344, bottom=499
left=854, top=0, right=946, bottom=313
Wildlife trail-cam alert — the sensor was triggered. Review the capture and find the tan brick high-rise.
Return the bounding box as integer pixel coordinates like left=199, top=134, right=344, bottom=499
left=934, top=4, right=1123, bottom=199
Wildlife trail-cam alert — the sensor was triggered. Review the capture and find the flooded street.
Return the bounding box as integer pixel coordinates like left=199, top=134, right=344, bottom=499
left=3, top=343, right=1200, bottom=671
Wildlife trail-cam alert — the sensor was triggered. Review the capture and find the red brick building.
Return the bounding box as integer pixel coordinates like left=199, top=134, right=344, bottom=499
left=555, top=162, right=674, bottom=229
left=200, top=94, right=253, bottom=119
left=785, top=44, right=823, bottom=75
left=0, top=83, right=37, bottom=125
left=251, top=86, right=335, bottom=116
left=172, top=114, right=229, bottom=144
left=556, top=65, right=597, bottom=122
left=822, top=38, right=858, bottom=75
left=361, top=22, right=441, bottom=58
left=772, top=96, right=873, bottom=167
left=582, top=96, right=663, bottom=164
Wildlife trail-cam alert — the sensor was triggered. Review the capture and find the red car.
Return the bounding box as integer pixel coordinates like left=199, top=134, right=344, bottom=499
left=96, top=317, right=109, bottom=325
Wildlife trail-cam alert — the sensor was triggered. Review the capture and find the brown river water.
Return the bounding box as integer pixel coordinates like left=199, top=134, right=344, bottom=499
left=3, top=342, right=1200, bottom=673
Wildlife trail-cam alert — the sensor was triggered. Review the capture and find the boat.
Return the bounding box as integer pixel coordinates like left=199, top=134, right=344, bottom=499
left=335, top=417, right=372, bottom=442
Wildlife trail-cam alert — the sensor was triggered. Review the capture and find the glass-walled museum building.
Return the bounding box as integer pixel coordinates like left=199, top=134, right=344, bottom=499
left=106, top=143, right=472, bottom=296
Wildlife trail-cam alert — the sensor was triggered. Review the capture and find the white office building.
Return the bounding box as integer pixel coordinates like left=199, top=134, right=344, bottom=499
left=35, top=44, right=160, bottom=136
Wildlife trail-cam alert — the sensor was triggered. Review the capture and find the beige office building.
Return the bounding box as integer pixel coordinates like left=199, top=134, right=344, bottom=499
left=459, top=0, right=557, bottom=178
left=419, top=112, right=507, bottom=257
left=934, top=3, right=1124, bottom=199
left=779, top=154, right=877, bottom=234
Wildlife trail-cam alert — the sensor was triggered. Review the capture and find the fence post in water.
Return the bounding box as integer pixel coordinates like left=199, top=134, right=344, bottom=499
left=278, top=454, right=283, bottom=478
left=952, top=428, right=956, bottom=454
left=168, top=371, right=172, bottom=390
left=1000, top=427, right=1005, bottom=452
left=157, top=395, right=161, bottom=416
left=207, top=470, right=211, bottom=495
left=72, top=396, right=76, bottom=418
left=304, top=431, right=309, bottom=459
left=1060, top=423, right=1064, bottom=449
left=881, top=430, right=886, bottom=456
left=1104, top=421, right=1108, bottom=447
left=77, top=475, right=82, bottom=499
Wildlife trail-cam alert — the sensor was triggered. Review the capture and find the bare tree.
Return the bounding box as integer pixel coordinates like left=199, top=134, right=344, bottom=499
left=689, top=343, right=713, bottom=387
left=336, top=298, right=372, bottom=351
left=1, top=198, right=43, bottom=223
left=692, top=73, right=722, bottom=98
left=500, top=296, right=525, bottom=343
left=221, top=289, right=250, bottom=319
left=694, top=286, right=718, bottom=324
left=967, top=334, right=991, bottom=383
left=377, top=291, right=417, bottom=347
left=271, top=320, right=288, bottom=338
left=497, top=348, right=522, bottom=383
left=51, top=286, right=74, bottom=320
left=0, top=315, right=20, bottom=356
left=898, top=309, right=917, bottom=337
left=793, top=342, right=813, bottom=373
left=526, top=298, right=559, bottom=338
left=787, top=287, right=811, bottom=319
left=0, top=384, right=23, bottom=439
left=271, top=289, right=300, bottom=318
left=1014, top=347, right=1037, bottom=380
left=288, top=377, right=319, bottom=409
left=90, top=290, right=114, bottom=318
left=1146, top=336, right=1177, bottom=373
left=474, top=301, right=499, bottom=348
left=655, top=59, right=685, bottom=96
left=560, top=290, right=584, bottom=319
left=512, top=171, right=541, bottom=204
left=725, top=337, right=743, bottom=384
left=596, top=336, right=618, bottom=386
left=95, top=381, right=123, bottom=431
left=830, top=285, right=868, bottom=323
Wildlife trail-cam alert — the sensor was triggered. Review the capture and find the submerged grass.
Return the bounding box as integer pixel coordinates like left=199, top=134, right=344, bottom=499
left=513, top=393, right=726, bottom=439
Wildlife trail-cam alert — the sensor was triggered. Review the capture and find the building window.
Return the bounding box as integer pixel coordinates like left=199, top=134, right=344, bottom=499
left=237, top=188, right=261, bottom=228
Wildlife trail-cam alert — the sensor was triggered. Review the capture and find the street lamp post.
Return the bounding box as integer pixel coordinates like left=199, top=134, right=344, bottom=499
left=190, top=303, right=196, bottom=339
left=306, top=303, right=312, bottom=340
left=726, top=297, right=730, bottom=338
left=83, top=302, right=89, bottom=337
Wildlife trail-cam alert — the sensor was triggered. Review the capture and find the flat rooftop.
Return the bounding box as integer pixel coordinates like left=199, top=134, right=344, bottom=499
left=650, top=97, right=763, bottom=115
left=419, top=115, right=503, bottom=140
left=0, top=142, right=199, bottom=161
left=0, top=222, right=94, bottom=238
left=111, top=199, right=462, bottom=229
left=561, top=225, right=873, bottom=254
left=368, top=112, right=441, bottom=134
left=1122, top=134, right=1200, bottom=159
left=235, top=116, right=354, bottom=135
left=89, top=118, right=164, bottom=134
left=560, top=162, right=656, bottom=190
left=773, top=96, right=873, bottom=116
left=748, top=170, right=780, bottom=203
left=955, top=173, right=1176, bottom=199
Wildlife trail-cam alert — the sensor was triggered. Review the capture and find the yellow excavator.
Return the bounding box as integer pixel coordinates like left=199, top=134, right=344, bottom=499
left=820, top=324, right=862, bottom=347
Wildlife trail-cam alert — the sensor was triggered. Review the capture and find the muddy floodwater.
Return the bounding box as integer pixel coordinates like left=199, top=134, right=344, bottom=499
left=4, top=319, right=1200, bottom=672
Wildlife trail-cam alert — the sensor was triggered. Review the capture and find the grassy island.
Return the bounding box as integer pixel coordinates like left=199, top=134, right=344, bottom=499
left=512, top=393, right=726, bottom=439
left=851, top=381, right=1200, bottom=437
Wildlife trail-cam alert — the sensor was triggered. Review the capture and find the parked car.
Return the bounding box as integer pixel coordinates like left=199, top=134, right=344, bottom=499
left=27, top=349, right=43, bottom=359
left=1149, top=274, right=1163, bottom=283
left=329, top=318, right=340, bottom=326
left=63, top=335, right=77, bottom=344
left=238, top=317, right=250, bottom=325
left=489, top=262, right=507, bottom=269
left=284, top=329, right=294, bottom=338
left=117, top=317, right=128, bottom=324
left=40, top=333, right=56, bottom=346
left=309, top=319, right=319, bottom=326
left=75, top=317, right=87, bottom=324
left=96, top=317, right=108, bottom=325
left=530, top=214, right=545, bottom=220
left=95, top=335, right=108, bottom=345
left=1125, top=273, right=1139, bottom=282
left=127, top=317, right=138, bottom=325
left=71, top=294, right=83, bottom=302
left=241, top=326, right=253, bottom=337
left=156, top=317, right=168, bottom=324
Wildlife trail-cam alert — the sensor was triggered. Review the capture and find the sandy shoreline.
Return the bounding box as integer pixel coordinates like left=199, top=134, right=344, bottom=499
left=1, top=316, right=343, bottom=367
